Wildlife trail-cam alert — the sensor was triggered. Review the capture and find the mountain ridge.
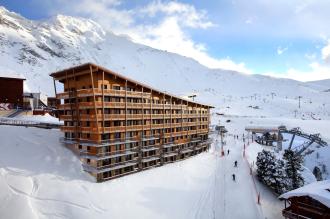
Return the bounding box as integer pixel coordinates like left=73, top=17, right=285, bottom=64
left=0, top=6, right=329, bottom=118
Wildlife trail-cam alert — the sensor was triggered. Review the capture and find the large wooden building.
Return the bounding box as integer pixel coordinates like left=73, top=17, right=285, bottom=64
left=50, top=63, right=213, bottom=182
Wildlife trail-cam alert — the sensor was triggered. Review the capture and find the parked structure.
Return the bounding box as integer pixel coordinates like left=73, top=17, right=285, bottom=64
left=0, top=75, right=25, bottom=109
left=280, top=180, right=330, bottom=219
left=50, top=63, right=213, bottom=182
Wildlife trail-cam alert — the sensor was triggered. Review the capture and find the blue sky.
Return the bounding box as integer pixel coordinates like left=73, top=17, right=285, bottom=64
left=1, top=0, right=330, bottom=81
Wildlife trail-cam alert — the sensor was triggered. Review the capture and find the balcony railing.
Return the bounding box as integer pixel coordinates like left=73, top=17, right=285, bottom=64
left=282, top=209, right=312, bottom=219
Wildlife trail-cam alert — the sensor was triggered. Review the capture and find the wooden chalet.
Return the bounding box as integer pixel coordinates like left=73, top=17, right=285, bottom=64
left=280, top=180, right=330, bottom=219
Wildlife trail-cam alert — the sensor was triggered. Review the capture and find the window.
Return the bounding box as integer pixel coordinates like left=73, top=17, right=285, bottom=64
left=113, top=85, right=120, bottom=90
left=115, top=132, right=121, bottom=139
left=103, top=84, right=107, bottom=89
left=104, top=96, right=111, bottom=102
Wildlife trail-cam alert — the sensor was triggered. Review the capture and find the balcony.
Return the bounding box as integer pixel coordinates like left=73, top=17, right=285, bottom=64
left=60, top=136, right=139, bottom=147
left=57, top=89, right=152, bottom=99
left=82, top=160, right=137, bottom=174
left=282, top=208, right=312, bottom=219
left=80, top=149, right=137, bottom=160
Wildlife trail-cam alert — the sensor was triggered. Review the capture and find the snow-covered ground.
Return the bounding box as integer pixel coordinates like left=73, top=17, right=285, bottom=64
left=0, top=5, right=329, bottom=219
left=0, top=123, right=285, bottom=219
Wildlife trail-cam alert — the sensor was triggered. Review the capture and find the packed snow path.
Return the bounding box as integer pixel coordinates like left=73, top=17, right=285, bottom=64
left=193, top=134, right=262, bottom=219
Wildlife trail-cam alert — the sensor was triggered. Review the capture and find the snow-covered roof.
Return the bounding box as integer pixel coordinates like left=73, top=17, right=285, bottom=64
left=279, top=180, right=330, bottom=208
left=0, top=72, right=25, bottom=80
left=245, top=125, right=285, bottom=132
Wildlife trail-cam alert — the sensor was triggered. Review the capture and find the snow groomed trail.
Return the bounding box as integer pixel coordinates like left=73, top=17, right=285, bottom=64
left=0, top=125, right=282, bottom=219
left=192, top=133, right=263, bottom=219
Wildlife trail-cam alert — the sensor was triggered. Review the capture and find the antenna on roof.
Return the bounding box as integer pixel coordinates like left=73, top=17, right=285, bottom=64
left=188, top=94, right=197, bottom=101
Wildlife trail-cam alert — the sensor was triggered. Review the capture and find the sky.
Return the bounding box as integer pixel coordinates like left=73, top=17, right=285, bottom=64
left=1, top=0, right=330, bottom=81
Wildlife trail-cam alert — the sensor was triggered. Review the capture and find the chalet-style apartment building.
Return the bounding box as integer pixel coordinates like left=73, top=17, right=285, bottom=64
left=51, top=63, right=212, bottom=182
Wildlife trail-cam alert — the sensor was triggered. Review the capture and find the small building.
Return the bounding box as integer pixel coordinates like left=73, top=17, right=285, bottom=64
left=245, top=125, right=285, bottom=150
left=279, top=180, right=330, bottom=219
left=0, top=74, right=25, bottom=109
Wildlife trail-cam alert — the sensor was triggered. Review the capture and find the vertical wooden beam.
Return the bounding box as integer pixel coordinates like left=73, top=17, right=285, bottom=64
left=170, top=96, right=172, bottom=142
left=73, top=68, right=81, bottom=140
left=66, top=70, right=74, bottom=139
left=181, top=99, right=183, bottom=139
left=53, top=78, right=57, bottom=97
left=102, top=71, right=105, bottom=134
left=125, top=80, right=128, bottom=139
left=150, top=90, right=152, bottom=136
left=141, top=87, right=144, bottom=137
left=89, top=65, right=100, bottom=136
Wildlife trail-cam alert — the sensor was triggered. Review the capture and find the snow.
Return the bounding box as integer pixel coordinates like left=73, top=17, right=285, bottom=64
left=0, top=5, right=330, bottom=219
left=0, top=124, right=278, bottom=219
left=0, top=71, right=25, bottom=79
left=15, top=113, right=62, bottom=125
left=279, top=180, right=330, bottom=208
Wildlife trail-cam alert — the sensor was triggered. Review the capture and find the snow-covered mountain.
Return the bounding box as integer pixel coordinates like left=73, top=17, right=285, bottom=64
left=0, top=6, right=329, bottom=119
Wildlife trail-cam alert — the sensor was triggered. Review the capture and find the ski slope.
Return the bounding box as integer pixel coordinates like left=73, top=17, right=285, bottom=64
left=0, top=123, right=286, bottom=219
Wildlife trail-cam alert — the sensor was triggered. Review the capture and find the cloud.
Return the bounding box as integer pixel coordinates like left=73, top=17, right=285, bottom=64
left=48, top=0, right=249, bottom=73
left=265, top=62, right=330, bottom=81
left=321, top=39, right=330, bottom=63
left=139, top=0, right=215, bottom=29
left=277, top=46, right=288, bottom=55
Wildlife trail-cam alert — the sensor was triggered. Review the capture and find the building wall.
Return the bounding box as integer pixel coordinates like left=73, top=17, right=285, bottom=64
left=0, top=77, right=24, bottom=107
left=53, top=65, right=211, bottom=182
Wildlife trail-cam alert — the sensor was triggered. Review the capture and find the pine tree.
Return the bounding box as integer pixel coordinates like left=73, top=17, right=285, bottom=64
left=283, top=149, right=304, bottom=190
left=313, top=166, right=323, bottom=181
left=256, top=150, right=273, bottom=181
left=270, top=159, right=289, bottom=194
left=256, top=150, right=289, bottom=194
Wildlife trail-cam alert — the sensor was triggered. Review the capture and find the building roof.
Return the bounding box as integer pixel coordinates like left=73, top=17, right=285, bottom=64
left=50, top=62, right=213, bottom=108
left=0, top=72, right=25, bottom=80
left=245, top=125, right=286, bottom=133
left=279, top=180, right=330, bottom=208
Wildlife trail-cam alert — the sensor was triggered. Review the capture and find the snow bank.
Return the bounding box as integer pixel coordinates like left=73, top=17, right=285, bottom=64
left=279, top=180, right=330, bottom=208
left=16, top=113, right=62, bottom=125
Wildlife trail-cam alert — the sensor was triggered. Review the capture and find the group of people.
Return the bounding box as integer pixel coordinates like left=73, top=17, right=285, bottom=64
left=226, top=149, right=238, bottom=181
left=232, top=160, right=238, bottom=181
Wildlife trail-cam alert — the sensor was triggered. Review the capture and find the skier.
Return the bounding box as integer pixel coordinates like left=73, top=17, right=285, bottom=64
left=227, top=149, right=230, bottom=155
left=232, top=174, right=236, bottom=181
left=234, top=160, right=238, bottom=167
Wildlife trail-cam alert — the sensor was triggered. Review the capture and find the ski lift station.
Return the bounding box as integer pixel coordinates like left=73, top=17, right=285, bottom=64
left=245, top=125, right=328, bottom=155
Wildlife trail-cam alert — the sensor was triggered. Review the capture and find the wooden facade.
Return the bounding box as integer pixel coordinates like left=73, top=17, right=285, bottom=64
left=0, top=76, right=25, bottom=108
left=50, top=63, right=213, bottom=182
left=282, top=196, right=330, bottom=219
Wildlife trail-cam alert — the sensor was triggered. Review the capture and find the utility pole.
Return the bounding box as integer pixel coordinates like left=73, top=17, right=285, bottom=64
left=294, top=109, right=298, bottom=118
left=298, top=96, right=302, bottom=108
left=271, top=92, right=276, bottom=99
left=188, top=94, right=197, bottom=101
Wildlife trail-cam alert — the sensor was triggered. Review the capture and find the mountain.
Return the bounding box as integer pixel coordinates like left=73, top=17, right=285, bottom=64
left=305, top=79, right=330, bottom=92
left=0, top=6, right=329, bottom=119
